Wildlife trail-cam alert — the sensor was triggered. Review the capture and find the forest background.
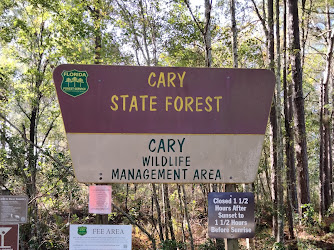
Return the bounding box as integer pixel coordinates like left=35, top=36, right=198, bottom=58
left=0, top=0, right=334, bottom=249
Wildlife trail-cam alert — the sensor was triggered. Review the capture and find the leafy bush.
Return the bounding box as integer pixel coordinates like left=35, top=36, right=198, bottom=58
left=301, top=204, right=316, bottom=227
left=159, top=239, right=186, bottom=250
left=272, top=242, right=286, bottom=250
left=301, top=204, right=322, bottom=234
left=329, top=223, right=334, bottom=233
left=198, top=239, right=224, bottom=250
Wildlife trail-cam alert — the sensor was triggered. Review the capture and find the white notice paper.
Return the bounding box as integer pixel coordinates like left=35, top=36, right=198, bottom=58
left=89, top=185, right=112, bottom=214
left=70, top=224, right=132, bottom=250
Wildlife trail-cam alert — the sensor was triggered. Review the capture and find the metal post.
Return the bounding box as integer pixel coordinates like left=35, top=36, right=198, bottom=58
left=225, top=184, right=239, bottom=250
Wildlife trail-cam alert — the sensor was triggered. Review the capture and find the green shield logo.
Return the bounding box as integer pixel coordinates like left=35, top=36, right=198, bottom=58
left=77, top=226, right=87, bottom=236
left=61, top=70, right=89, bottom=97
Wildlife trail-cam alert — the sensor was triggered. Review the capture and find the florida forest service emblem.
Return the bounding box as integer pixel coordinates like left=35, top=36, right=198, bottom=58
left=61, top=69, right=89, bottom=97
left=77, top=226, right=87, bottom=236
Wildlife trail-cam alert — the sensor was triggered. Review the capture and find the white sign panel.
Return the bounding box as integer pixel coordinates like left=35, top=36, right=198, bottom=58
left=89, top=185, right=112, bottom=214
left=70, top=224, right=132, bottom=250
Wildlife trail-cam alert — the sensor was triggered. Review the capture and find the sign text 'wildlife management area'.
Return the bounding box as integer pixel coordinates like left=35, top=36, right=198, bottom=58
left=53, top=65, right=275, bottom=184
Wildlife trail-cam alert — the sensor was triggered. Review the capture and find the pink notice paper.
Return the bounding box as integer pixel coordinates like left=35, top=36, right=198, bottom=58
left=89, top=185, right=112, bottom=214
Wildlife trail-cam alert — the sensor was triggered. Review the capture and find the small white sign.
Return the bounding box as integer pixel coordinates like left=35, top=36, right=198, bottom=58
left=89, top=185, right=112, bottom=214
left=70, top=224, right=132, bottom=250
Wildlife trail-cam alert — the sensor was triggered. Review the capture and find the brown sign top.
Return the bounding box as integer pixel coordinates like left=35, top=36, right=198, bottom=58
left=53, top=65, right=275, bottom=135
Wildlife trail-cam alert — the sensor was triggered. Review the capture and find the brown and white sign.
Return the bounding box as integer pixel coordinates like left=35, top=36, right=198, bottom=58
left=53, top=65, right=275, bottom=183
left=0, top=224, right=19, bottom=250
left=0, top=195, right=28, bottom=224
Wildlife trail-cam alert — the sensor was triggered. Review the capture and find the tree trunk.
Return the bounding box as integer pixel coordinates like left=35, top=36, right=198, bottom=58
left=225, top=2, right=239, bottom=249
left=180, top=185, right=194, bottom=250
left=177, top=185, right=186, bottom=243
left=163, top=184, right=175, bottom=242
left=231, top=0, right=238, bottom=68
left=264, top=148, right=272, bottom=195
left=90, top=1, right=109, bottom=225
left=139, top=0, right=151, bottom=66
left=269, top=105, right=278, bottom=237
left=319, top=3, right=334, bottom=217
left=320, top=81, right=325, bottom=218
left=152, top=184, right=164, bottom=242
left=125, top=184, right=129, bottom=212
left=225, top=184, right=239, bottom=249
left=283, top=0, right=295, bottom=239
left=300, top=0, right=312, bottom=69
left=92, top=1, right=102, bottom=65
left=268, top=0, right=279, bottom=238
left=204, top=0, right=212, bottom=67
left=325, top=1, right=333, bottom=212
left=287, top=0, right=310, bottom=214
left=27, top=106, right=39, bottom=247
left=275, top=0, right=284, bottom=243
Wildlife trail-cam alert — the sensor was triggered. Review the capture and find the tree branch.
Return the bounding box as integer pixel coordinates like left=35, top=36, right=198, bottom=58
left=115, top=0, right=148, bottom=64
left=41, top=112, right=60, bottom=147
left=204, top=0, right=212, bottom=37
left=183, top=0, right=205, bottom=35
left=0, top=111, right=73, bottom=176
left=112, top=202, right=156, bottom=248
left=251, top=0, right=268, bottom=40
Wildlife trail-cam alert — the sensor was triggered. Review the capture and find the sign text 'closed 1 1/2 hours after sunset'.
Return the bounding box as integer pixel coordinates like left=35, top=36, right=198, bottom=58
left=208, top=192, right=255, bottom=239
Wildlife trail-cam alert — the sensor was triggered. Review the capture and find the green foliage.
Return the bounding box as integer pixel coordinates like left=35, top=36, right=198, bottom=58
left=272, top=242, right=286, bottom=250
left=301, top=204, right=322, bottom=235
left=301, top=204, right=316, bottom=227
left=159, top=239, right=186, bottom=250
left=198, top=238, right=221, bottom=250
left=325, top=204, right=334, bottom=217
left=329, top=223, right=334, bottom=233
left=160, top=2, right=206, bottom=67
left=297, top=239, right=320, bottom=250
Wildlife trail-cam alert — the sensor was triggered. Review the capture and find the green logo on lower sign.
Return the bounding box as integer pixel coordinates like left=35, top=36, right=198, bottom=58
left=77, top=226, right=87, bottom=236
left=61, top=70, right=89, bottom=97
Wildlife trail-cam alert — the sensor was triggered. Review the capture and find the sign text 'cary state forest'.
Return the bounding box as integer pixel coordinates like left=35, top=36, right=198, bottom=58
left=53, top=65, right=275, bottom=184
left=109, top=71, right=222, bottom=113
